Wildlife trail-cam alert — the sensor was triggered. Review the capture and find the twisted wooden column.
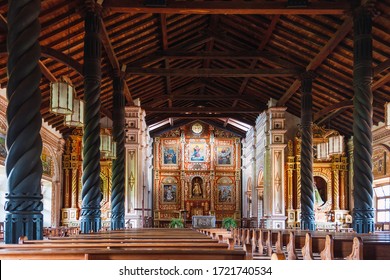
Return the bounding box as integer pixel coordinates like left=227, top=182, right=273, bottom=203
left=80, top=10, right=102, bottom=233
left=111, top=76, right=125, bottom=230
left=300, top=72, right=316, bottom=231
left=352, top=7, right=374, bottom=233
left=4, top=0, right=43, bottom=244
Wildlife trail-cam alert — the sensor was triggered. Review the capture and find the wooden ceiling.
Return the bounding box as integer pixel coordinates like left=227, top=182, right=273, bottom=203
left=0, top=0, right=389, bottom=137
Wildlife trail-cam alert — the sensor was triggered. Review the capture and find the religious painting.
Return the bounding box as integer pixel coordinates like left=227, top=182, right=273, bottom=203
left=0, top=132, right=6, bottom=158
left=216, top=145, right=233, bottom=165
left=191, top=177, right=203, bottom=198
left=218, top=185, right=233, bottom=203
left=189, top=143, right=206, bottom=162
left=41, top=153, right=52, bottom=176
left=373, top=150, right=387, bottom=177
left=163, top=184, right=177, bottom=203
left=162, top=146, right=178, bottom=165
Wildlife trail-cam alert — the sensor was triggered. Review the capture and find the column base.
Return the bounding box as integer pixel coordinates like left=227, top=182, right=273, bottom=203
left=111, top=211, right=125, bottom=230
left=80, top=208, right=101, bottom=233
left=353, top=208, right=375, bottom=233
left=301, top=211, right=316, bottom=231
left=5, top=213, right=43, bottom=244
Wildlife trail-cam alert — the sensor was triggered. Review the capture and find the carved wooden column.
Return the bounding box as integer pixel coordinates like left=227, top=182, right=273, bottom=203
left=80, top=7, right=103, bottom=233
left=340, top=156, right=348, bottom=209
left=111, top=75, right=125, bottom=230
left=286, top=140, right=295, bottom=227
left=63, top=145, right=71, bottom=208
left=352, top=6, right=375, bottom=233
left=300, top=72, right=316, bottom=231
left=4, top=0, right=43, bottom=243
left=332, top=155, right=340, bottom=210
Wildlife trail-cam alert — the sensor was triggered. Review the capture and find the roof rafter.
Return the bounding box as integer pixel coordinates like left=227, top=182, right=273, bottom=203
left=104, top=0, right=351, bottom=15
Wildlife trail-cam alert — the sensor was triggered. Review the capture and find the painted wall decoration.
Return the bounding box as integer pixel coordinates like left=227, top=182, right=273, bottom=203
left=0, top=132, right=6, bottom=158
left=218, top=185, right=233, bottom=203
left=189, top=143, right=206, bottom=162
left=217, top=146, right=233, bottom=165
left=163, top=184, right=177, bottom=203
left=41, top=153, right=52, bottom=176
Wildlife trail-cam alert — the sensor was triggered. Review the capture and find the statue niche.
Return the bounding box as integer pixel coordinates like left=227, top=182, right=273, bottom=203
left=191, top=176, right=203, bottom=198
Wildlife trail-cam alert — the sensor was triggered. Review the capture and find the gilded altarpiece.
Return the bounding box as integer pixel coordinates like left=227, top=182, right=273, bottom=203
left=153, top=122, right=241, bottom=227
left=286, top=125, right=349, bottom=229
left=61, top=128, right=113, bottom=227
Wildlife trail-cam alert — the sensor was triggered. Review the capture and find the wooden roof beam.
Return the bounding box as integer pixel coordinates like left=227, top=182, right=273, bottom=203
left=313, top=99, right=353, bottom=122
left=234, top=14, right=280, bottom=107
left=373, top=72, right=390, bottom=91
left=143, top=107, right=263, bottom=114
left=104, top=0, right=350, bottom=15
left=159, top=14, right=172, bottom=107
left=277, top=17, right=353, bottom=106
left=126, top=67, right=300, bottom=77
left=99, top=18, right=134, bottom=105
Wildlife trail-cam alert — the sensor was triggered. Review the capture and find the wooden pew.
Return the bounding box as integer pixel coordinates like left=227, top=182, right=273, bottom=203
left=0, top=247, right=247, bottom=260
left=0, top=228, right=248, bottom=260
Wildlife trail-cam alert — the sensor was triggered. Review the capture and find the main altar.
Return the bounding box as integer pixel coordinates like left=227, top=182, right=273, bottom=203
left=153, top=121, right=241, bottom=227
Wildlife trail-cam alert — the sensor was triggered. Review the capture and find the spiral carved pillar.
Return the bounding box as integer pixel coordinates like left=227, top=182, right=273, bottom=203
left=80, top=10, right=102, bottom=233
left=300, top=72, right=316, bottom=231
left=4, top=0, right=43, bottom=244
left=352, top=7, right=374, bottom=233
left=111, top=76, right=125, bottom=230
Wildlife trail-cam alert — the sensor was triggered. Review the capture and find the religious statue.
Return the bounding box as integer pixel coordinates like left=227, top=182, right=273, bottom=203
left=314, top=182, right=324, bottom=207
left=192, top=177, right=203, bottom=197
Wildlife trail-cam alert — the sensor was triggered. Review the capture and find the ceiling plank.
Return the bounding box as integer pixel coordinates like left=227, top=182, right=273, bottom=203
left=99, top=17, right=134, bottom=105
left=126, top=67, right=300, bottom=77
left=374, top=59, right=390, bottom=76
left=159, top=14, right=172, bottom=107
left=277, top=17, right=353, bottom=106
left=373, top=72, right=390, bottom=91
left=313, top=99, right=353, bottom=122
left=104, top=0, right=350, bottom=15
left=234, top=15, right=280, bottom=107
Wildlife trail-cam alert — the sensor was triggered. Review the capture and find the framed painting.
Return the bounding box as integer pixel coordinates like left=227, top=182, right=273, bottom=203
left=216, top=146, right=233, bottom=165
left=162, top=145, right=178, bottom=165
left=162, top=184, right=177, bottom=203
left=189, top=143, right=206, bottom=162
left=218, top=185, right=233, bottom=203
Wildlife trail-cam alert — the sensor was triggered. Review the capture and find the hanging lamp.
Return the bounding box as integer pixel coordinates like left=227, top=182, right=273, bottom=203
left=50, top=76, right=74, bottom=115
left=64, top=98, right=84, bottom=127
left=328, top=134, right=344, bottom=155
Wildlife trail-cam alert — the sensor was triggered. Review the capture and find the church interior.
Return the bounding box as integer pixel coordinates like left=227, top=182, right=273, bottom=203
left=0, top=0, right=389, bottom=260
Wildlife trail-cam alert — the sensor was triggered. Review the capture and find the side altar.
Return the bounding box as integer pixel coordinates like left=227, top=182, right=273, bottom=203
left=286, top=124, right=350, bottom=229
